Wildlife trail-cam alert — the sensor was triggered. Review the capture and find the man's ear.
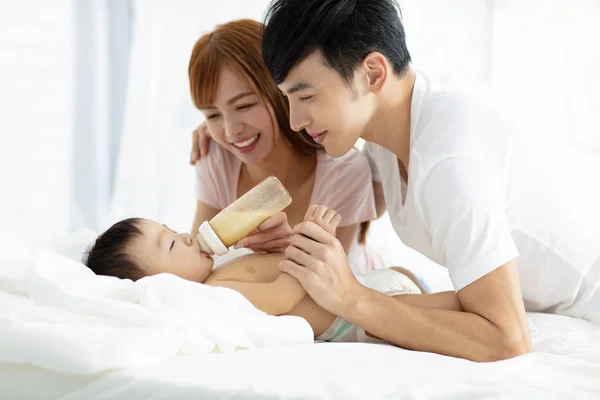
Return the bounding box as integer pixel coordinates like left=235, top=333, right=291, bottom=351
left=363, top=52, right=388, bottom=94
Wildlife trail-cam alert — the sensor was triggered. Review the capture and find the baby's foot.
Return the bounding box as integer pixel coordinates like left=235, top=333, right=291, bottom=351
left=303, top=204, right=342, bottom=235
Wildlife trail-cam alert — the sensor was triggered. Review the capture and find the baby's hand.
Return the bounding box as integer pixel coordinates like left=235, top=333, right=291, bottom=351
left=303, top=205, right=341, bottom=235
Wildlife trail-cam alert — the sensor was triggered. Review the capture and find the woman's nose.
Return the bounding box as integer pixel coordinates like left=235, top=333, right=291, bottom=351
left=224, top=117, right=244, bottom=139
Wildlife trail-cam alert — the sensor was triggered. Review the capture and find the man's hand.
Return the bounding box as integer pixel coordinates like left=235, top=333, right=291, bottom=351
left=189, top=122, right=212, bottom=165
left=235, top=212, right=293, bottom=253
left=280, top=214, right=361, bottom=316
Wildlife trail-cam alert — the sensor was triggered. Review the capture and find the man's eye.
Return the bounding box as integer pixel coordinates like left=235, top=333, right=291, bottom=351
left=206, top=114, right=219, bottom=120
left=170, top=240, right=175, bottom=251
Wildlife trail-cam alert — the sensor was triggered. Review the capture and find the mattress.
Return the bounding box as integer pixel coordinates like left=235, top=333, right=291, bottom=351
left=1, top=312, right=599, bottom=400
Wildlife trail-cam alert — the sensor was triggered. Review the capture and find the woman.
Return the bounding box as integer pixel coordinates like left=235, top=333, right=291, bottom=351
left=187, top=19, right=383, bottom=274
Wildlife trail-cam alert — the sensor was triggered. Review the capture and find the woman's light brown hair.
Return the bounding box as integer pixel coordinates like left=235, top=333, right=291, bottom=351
left=188, top=19, right=370, bottom=244
left=188, top=19, right=320, bottom=155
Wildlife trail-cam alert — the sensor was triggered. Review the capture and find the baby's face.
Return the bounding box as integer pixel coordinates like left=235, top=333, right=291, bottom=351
left=128, top=219, right=214, bottom=282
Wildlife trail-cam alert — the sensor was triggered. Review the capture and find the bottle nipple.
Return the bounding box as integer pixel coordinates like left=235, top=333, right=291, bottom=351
left=197, top=221, right=228, bottom=256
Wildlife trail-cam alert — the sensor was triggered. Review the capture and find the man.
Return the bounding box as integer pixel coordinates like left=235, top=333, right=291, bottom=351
left=262, top=0, right=600, bottom=361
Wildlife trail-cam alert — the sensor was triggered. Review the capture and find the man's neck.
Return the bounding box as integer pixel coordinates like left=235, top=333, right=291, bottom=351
left=363, top=68, right=416, bottom=174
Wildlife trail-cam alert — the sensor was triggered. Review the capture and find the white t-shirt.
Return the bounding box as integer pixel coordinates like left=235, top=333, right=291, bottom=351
left=364, top=71, right=600, bottom=317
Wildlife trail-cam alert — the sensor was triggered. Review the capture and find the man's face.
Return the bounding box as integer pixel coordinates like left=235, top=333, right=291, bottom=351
left=278, top=51, right=373, bottom=158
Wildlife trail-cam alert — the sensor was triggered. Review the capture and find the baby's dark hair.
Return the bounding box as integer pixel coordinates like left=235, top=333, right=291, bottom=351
left=84, top=217, right=146, bottom=281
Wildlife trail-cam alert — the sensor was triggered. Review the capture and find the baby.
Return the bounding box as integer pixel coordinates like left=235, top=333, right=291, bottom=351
left=85, top=205, right=426, bottom=343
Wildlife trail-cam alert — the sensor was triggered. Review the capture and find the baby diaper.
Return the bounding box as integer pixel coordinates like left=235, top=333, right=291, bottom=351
left=316, top=268, right=422, bottom=344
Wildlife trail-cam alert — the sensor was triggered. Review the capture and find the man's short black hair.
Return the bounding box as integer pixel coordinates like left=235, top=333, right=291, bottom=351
left=262, top=0, right=411, bottom=85
left=84, top=218, right=146, bottom=281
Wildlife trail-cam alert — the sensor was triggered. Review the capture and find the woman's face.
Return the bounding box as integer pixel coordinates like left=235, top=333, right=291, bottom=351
left=199, top=65, right=280, bottom=165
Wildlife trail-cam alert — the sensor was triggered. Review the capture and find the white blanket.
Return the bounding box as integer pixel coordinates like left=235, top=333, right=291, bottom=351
left=0, top=230, right=314, bottom=375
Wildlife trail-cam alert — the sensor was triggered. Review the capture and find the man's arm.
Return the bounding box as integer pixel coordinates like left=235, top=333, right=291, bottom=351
left=213, top=273, right=306, bottom=315
left=393, top=291, right=463, bottom=311
left=281, top=221, right=531, bottom=362
left=345, top=260, right=531, bottom=362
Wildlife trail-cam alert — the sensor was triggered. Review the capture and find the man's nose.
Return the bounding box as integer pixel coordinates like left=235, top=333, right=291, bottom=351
left=289, top=105, right=309, bottom=132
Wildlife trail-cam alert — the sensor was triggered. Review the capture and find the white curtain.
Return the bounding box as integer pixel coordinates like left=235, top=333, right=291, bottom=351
left=108, top=0, right=272, bottom=233
left=71, top=0, right=132, bottom=233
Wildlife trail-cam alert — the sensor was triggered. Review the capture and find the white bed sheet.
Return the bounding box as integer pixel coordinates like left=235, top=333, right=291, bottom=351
left=1, top=312, right=599, bottom=400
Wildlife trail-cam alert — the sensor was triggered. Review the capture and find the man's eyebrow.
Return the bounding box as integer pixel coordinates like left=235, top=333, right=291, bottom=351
left=285, top=82, right=314, bottom=95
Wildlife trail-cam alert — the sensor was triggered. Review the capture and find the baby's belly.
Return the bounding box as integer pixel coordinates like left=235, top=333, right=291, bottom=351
left=207, top=253, right=285, bottom=283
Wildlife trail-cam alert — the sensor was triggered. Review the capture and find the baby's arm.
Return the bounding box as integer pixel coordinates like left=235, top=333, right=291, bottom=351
left=213, top=274, right=306, bottom=316
left=215, top=206, right=342, bottom=315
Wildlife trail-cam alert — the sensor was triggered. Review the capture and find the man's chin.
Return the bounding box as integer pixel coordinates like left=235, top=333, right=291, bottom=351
left=323, top=141, right=356, bottom=159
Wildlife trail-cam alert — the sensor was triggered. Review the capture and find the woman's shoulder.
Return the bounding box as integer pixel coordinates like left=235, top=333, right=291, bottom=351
left=196, top=140, right=240, bottom=174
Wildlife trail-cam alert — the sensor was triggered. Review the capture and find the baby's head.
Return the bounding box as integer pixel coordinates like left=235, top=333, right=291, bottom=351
left=84, top=218, right=214, bottom=282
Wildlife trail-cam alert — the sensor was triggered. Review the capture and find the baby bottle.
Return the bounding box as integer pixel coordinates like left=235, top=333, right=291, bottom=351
left=197, top=176, right=292, bottom=255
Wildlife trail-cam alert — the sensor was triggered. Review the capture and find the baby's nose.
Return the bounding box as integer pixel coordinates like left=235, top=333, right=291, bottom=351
left=180, top=233, right=193, bottom=246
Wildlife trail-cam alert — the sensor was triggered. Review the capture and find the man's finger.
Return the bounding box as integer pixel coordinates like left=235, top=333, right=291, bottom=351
left=290, top=232, right=324, bottom=256
left=284, top=245, right=314, bottom=267
left=192, top=127, right=200, bottom=150
left=200, top=128, right=211, bottom=156
left=292, top=221, right=334, bottom=244
left=279, top=259, right=309, bottom=284
left=190, top=150, right=198, bottom=165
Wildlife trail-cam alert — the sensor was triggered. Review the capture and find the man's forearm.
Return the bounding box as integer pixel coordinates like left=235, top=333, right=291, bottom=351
left=344, top=287, right=527, bottom=362
left=393, top=291, right=463, bottom=311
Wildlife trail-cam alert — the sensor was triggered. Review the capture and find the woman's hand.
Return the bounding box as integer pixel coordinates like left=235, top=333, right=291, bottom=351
left=234, top=212, right=293, bottom=253
left=189, top=122, right=213, bottom=165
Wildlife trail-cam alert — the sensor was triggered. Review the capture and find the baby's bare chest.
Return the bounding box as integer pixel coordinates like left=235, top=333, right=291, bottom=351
left=205, top=253, right=283, bottom=283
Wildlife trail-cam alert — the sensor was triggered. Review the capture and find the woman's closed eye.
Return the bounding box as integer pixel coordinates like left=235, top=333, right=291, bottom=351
left=299, top=95, right=314, bottom=102
left=236, top=103, right=256, bottom=111
left=170, top=240, right=175, bottom=251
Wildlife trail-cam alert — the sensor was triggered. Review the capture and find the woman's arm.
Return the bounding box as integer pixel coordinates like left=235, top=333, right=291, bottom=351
left=191, top=200, right=220, bottom=237
left=212, top=273, right=306, bottom=315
